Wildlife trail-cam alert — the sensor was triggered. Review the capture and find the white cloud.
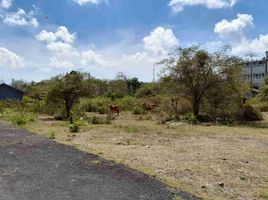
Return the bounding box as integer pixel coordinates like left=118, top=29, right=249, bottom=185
left=35, top=30, right=58, bottom=43
left=115, top=27, right=179, bottom=80
left=72, top=0, right=107, bottom=6
left=36, top=26, right=179, bottom=81
left=0, top=47, right=24, bottom=68
left=232, top=34, right=268, bottom=55
left=2, top=8, right=39, bottom=27
left=36, top=26, right=111, bottom=69
left=49, top=57, right=75, bottom=68
left=213, top=14, right=268, bottom=56
left=81, top=50, right=111, bottom=66
left=55, top=26, right=76, bottom=43
left=1, top=0, right=12, bottom=9
left=169, top=0, right=238, bottom=12
left=143, top=26, right=179, bottom=57
left=36, top=26, right=75, bottom=44
left=214, top=13, right=253, bottom=43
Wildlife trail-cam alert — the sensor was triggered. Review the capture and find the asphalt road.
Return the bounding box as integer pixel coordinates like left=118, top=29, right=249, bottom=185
left=0, top=122, right=199, bottom=200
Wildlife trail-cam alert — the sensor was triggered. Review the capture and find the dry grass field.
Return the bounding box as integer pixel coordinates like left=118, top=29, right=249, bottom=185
left=24, top=112, right=268, bottom=200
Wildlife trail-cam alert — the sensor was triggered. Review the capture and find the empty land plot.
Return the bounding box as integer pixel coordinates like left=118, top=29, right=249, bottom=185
left=25, top=112, right=268, bottom=200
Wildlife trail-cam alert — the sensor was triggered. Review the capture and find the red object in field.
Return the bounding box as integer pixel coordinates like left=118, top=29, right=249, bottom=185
left=109, top=105, right=120, bottom=116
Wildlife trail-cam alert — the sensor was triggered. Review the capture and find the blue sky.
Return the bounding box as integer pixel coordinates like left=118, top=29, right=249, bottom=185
left=0, top=0, right=268, bottom=82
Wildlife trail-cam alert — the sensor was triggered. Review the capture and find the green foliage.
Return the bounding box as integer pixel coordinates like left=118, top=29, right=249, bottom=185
left=126, top=77, right=142, bottom=95
left=79, top=96, right=139, bottom=114
left=241, top=105, right=263, bottom=121
left=91, top=115, right=111, bottom=125
left=98, top=106, right=108, bottom=114
left=183, top=113, right=197, bottom=124
left=47, top=71, right=88, bottom=120
left=132, top=106, right=145, bottom=115
left=48, top=131, right=56, bottom=139
left=260, top=76, right=268, bottom=100
left=159, top=46, right=245, bottom=116
left=69, top=121, right=81, bottom=133
left=135, top=83, right=160, bottom=98
left=22, top=96, right=34, bottom=104
left=258, top=102, right=268, bottom=112
left=11, top=113, right=36, bottom=126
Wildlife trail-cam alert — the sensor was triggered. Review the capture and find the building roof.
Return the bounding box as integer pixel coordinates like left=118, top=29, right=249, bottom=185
left=0, top=83, right=24, bottom=94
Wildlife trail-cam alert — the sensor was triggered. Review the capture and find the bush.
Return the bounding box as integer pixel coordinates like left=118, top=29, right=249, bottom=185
left=114, top=96, right=138, bottom=111
left=132, top=106, right=145, bottom=115
left=197, top=114, right=211, bottom=122
left=11, top=113, right=36, bottom=126
left=156, top=111, right=173, bottom=124
left=91, top=115, right=111, bottom=125
left=258, top=102, right=268, bottom=112
left=135, top=83, right=160, bottom=98
left=69, top=122, right=81, bottom=132
left=79, top=97, right=110, bottom=113
left=184, top=113, right=197, bottom=124
left=48, top=131, right=56, bottom=139
left=241, top=105, right=263, bottom=121
left=98, top=106, right=108, bottom=114
left=12, top=115, right=27, bottom=126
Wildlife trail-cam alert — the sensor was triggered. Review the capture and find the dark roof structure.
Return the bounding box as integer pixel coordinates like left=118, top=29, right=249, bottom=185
left=0, top=83, right=24, bottom=101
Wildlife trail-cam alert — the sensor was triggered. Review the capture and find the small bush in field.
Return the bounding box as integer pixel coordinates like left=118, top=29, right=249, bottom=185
left=12, top=113, right=36, bottom=126
left=12, top=115, right=27, bottom=126
left=259, top=103, right=268, bottom=112
left=69, top=122, right=81, bottom=132
left=242, top=105, right=263, bottom=121
left=98, top=106, right=108, bottom=114
left=156, top=111, right=173, bottom=124
left=91, top=116, right=111, bottom=125
left=184, top=113, right=197, bottom=124
left=48, top=131, right=56, bottom=139
left=133, top=106, right=145, bottom=115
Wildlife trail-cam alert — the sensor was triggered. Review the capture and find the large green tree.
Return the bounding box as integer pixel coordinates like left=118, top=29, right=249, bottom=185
left=47, top=71, right=88, bottom=121
left=159, top=46, right=245, bottom=116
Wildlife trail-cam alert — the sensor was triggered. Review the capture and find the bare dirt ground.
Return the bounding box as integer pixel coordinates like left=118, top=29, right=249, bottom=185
left=26, top=112, right=268, bottom=200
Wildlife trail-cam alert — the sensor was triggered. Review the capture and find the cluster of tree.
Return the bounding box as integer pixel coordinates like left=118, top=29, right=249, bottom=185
left=10, top=45, right=268, bottom=123
left=158, top=46, right=262, bottom=121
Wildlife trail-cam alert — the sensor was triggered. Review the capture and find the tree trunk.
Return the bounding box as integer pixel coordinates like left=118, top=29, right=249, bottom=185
left=193, top=100, right=200, bottom=116
left=66, top=104, right=70, bottom=119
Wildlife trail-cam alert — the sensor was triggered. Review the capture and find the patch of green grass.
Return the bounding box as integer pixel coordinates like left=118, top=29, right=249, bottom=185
left=11, top=112, right=36, bottom=126
left=258, top=188, right=268, bottom=199
left=113, top=124, right=140, bottom=133
left=91, top=160, right=102, bottom=165
left=48, top=131, right=56, bottom=139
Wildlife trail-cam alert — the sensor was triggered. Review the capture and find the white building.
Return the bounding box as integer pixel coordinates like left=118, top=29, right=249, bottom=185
left=243, top=51, right=268, bottom=88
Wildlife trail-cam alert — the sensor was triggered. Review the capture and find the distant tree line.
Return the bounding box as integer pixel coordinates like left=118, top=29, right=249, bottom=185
left=9, top=45, right=267, bottom=123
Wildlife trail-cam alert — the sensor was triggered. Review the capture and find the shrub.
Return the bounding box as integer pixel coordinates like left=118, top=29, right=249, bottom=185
left=135, top=83, right=160, bottom=98
left=79, top=97, right=110, bottom=113
left=132, top=106, right=145, bottom=115
left=197, top=114, right=211, bottom=122
left=11, top=113, right=36, bottom=126
left=98, top=106, right=108, bottom=114
left=69, top=122, right=81, bottom=132
left=48, top=131, right=56, bottom=139
left=12, top=115, right=27, bottom=126
left=241, top=105, right=263, bottom=121
left=114, top=96, right=138, bottom=111
left=91, top=115, right=111, bottom=125
left=156, top=111, right=173, bottom=124
left=258, top=102, right=268, bottom=112
left=184, top=113, right=197, bottom=124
